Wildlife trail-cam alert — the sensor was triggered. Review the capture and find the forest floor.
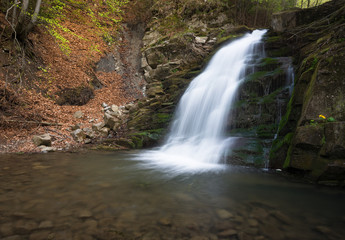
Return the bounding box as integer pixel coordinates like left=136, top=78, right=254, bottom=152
left=0, top=6, right=144, bottom=153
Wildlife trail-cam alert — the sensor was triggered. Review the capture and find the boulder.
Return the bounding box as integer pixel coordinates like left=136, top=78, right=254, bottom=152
left=195, top=36, right=208, bottom=44
left=71, top=129, right=86, bottom=142
left=99, top=127, right=110, bottom=137
left=38, top=146, right=56, bottom=153
left=104, top=112, right=121, bottom=130
left=92, top=122, right=105, bottom=132
left=32, top=134, right=52, bottom=147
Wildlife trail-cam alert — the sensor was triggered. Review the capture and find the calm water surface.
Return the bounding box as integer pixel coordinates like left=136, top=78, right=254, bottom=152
left=0, top=151, right=344, bottom=240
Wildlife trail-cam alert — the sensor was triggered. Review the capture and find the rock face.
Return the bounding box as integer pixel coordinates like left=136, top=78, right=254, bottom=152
left=122, top=1, right=254, bottom=148
left=269, top=0, right=345, bottom=184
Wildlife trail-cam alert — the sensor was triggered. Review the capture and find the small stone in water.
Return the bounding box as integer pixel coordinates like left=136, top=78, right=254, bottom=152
left=38, top=220, right=53, bottom=229
left=218, top=229, right=237, bottom=237
left=216, top=209, right=233, bottom=219
left=248, top=218, right=259, bottom=227
left=158, top=218, right=172, bottom=226
left=79, top=210, right=92, bottom=218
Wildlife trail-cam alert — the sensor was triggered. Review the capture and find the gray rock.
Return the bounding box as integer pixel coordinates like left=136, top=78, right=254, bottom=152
left=83, top=128, right=95, bottom=139
left=195, top=36, right=208, bottom=44
left=70, top=124, right=81, bottom=131
left=73, top=110, right=84, bottom=119
left=32, top=134, right=52, bottom=147
left=100, top=127, right=110, bottom=136
left=111, top=104, right=120, bottom=113
left=92, top=122, right=105, bottom=131
left=71, top=129, right=86, bottom=142
left=104, top=112, right=121, bottom=130
left=38, top=146, right=56, bottom=153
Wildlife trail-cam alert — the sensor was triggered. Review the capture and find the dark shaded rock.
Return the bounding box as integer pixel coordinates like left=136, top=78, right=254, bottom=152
left=56, top=86, right=94, bottom=106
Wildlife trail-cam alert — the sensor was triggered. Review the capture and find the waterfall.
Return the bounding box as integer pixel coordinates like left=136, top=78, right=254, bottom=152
left=137, top=30, right=267, bottom=174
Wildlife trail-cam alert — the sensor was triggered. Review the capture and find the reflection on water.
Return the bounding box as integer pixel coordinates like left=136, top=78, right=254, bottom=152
left=0, top=151, right=344, bottom=240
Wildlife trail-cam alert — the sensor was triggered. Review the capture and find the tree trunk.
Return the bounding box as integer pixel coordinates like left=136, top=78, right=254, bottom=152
left=16, top=0, right=42, bottom=42
left=12, top=0, right=19, bottom=26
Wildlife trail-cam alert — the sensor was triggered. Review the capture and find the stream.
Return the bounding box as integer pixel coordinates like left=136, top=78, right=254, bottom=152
left=0, top=151, right=344, bottom=240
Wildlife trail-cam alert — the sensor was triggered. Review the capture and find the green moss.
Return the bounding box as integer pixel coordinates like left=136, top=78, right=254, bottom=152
left=277, top=90, right=294, bottom=133
left=153, top=113, right=171, bottom=124
left=269, top=132, right=294, bottom=160
left=265, top=35, right=282, bottom=43
left=261, top=87, right=284, bottom=104
left=256, top=124, right=278, bottom=139
left=260, top=57, right=279, bottom=66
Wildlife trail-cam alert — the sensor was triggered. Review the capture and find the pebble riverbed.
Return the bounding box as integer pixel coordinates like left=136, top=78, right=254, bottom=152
left=0, top=151, right=344, bottom=240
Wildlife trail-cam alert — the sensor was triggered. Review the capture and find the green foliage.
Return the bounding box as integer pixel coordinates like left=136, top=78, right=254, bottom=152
left=38, top=0, right=129, bottom=54
left=327, top=117, right=335, bottom=122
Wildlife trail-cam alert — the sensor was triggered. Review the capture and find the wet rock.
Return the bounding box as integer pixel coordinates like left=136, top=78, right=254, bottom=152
left=142, top=232, right=161, bottom=240
left=158, top=218, right=172, bottom=226
left=84, top=219, right=98, bottom=229
left=14, top=219, right=38, bottom=234
left=79, top=210, right=92, bottom=218
left=270, top=210, right=291, bottom=225
left=38, top=220, right=53, bottom=229
left=29, top=230, right=51, bottom=240
left=0, top=223, right=13, bottom=236
left=260, top=223, right=283, bottom=239
left=244, top=227, right=259, bottom=235
left=216, top=209, right=233, bottom=219
left=233, top=215, right=244, bottom=223
left=71, top=129, right=86, bottom=142
left=146, top=84, right=164, bottom=98
left=191, top=236, right=209, bottom=240
left=73, top=110, right=84, bottom=119
left=251, top=207, right=269, bottom=219
left=32, top=133, right=52, bottom=147
left=314, top=225, right=332, bottom=234
left=218, top=229, right=237, bottom=237
left=2, top=236, right=23, bottom=240
left=248, top=218, right=259, bottom=227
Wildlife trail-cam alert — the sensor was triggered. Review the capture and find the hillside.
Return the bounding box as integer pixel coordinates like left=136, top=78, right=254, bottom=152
left=0, top=1, right=147, bottom=152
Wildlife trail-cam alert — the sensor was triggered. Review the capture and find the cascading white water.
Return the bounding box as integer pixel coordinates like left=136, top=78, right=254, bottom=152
left=137, top=30, right=267, bottom=174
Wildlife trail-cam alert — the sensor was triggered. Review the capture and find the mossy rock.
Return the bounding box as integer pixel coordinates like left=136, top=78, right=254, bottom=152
left=256, top=124, right=278, bottom=139
left=114, top=138, right=135, bottom=149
